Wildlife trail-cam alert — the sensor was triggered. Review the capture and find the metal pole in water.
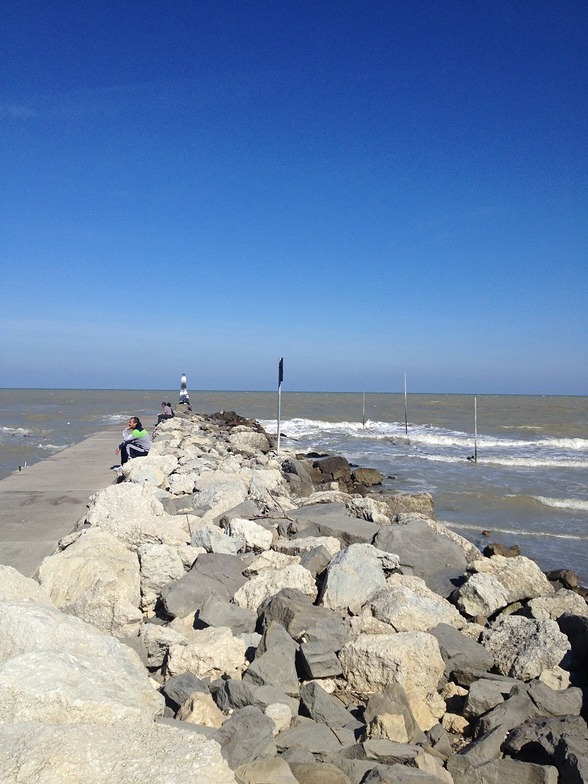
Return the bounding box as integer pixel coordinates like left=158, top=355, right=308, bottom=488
left=404, top=371, right=408, bottom=435
left=474, top=396, right=478, bottom=464
left=277, top=357, right=284, bottom=455
left=362, top=391, right=366, bottom=429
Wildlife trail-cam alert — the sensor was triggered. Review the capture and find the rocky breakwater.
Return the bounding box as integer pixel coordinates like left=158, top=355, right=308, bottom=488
left=1, top=409, right=587, bottom=784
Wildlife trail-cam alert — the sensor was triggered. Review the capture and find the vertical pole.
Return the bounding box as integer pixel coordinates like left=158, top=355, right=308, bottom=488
left=277, top=357, right=283, bottom=455
left=474, top=396, right=478, bottom=464
left=404, top=371, right=408, bottom=435
left=362, top=391, right=366, bottom=429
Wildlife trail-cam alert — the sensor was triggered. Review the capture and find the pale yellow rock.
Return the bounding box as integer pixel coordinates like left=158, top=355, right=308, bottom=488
left=442, top=712, right=469, bottom=735
left=177, top=692, right=225, bottom=728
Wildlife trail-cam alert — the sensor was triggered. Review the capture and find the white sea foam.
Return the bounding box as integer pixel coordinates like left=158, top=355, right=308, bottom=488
left=533, top=496, right=588, bottom=512
left=443, top=521, right=588, bottom=541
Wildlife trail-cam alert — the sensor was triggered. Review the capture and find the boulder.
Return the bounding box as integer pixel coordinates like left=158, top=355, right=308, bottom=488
left=191, top=524, right=240, bottom=555
left=227, top=517, right=274, bottom=552
left=338, top=632, right=445, bottom=730
left=481, top=615, right=571, bottom=681
left=319, top=544, right=399, bottom=613
left=460, top=555, right=554, bottom=616
left=38, top=528, right=142, bottom=638
left=0, top=721, right=236, bottom=784
left=233, top=564, right=318, bottom=613
left=177, top=691, right=225, bottom=727
left=160, top=553, right=247, bottom=619
left=138, top=542, right=186, bottom=611
left=373, top=515, right=470, bottom=598
left=429, top=623, right=495, bottom=676
left=299, top=682, right=353, bottom=730
left=141, top=623, right=187, bottom=669
left=289, top=503, right=380, bottom=546
left=85, top=483, right=191, bottom=548
left=374, top=493, right=435, bottom=520
left=362, top=685, right=425, bottom=744
left=198, top=594, right=257, bottom=635
left=275, top=716, right=352, bottom=755
left=234, top=757, right=298, bottom=784
left=351, top=468, right=384, bottom=487
left=162, top=672, right=209, bottom=710
left=165, top=626, right=246, bottom=680
left=526, top=590, right=588, bottom=621
left=213, top=705, right=276, bottom=769
left=368, top=575, right=463, bottom=632
left=0, top=565, right=54, bottom=606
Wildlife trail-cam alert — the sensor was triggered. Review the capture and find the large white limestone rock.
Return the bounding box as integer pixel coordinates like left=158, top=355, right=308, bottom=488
left=368, top=574, right=464, bottom=632
left=233, top=564, right=318, bottom=612
left=0, top=721, right=236, bottom=784
left=0, top=599, right=163, bottom=722
left=0, top=565, right=54, bottom=606
left=456, top=555, right=554, bottom=617
left=138, top=542, right=187, bottom=611
left=338, top=631, right=445, bottom=730
left=481, top=615, right=571, bottom=681
left=193, top=470, right=249, bottom=522
left=318, top=543, right=399, bottom=613
left=165, top=626, right=246, bottom=680
left=227, top=517, right=274, bottom=552
left=86, top=483, right=191, bottom=549
left=38, top=528, right=142, bottom=638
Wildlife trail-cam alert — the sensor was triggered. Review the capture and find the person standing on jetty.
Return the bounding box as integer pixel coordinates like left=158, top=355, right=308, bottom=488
left=113, top=417, right=151, bottom=467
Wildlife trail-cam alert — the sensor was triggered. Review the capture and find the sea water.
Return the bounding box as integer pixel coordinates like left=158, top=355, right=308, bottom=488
left=1, top=389, right=586, bottom=581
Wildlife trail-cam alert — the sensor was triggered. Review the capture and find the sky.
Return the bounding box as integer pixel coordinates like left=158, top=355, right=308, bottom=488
left=1, top=1, right=586, bottom=394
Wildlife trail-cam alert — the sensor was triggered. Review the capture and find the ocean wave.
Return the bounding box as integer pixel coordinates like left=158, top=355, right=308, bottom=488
left=37, top=443, right=69, bottom=451
left=0, top=426, right=33, bottom=436
left=443, top=521, right=588, bottom=541
left=533, top=496, right=588, bottom=512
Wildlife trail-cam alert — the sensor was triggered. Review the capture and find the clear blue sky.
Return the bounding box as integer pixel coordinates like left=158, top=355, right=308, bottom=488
left=1, top=1, right=586, bottom=394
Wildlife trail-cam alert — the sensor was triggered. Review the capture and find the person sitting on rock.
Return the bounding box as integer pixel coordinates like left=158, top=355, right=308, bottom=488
left=156, top=402, right=174, bottom=425
left=115, top=417, right=151, bottom=466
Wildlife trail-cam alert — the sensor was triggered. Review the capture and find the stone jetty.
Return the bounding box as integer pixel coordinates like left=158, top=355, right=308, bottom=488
left=1, top=407, right=587, bottom=783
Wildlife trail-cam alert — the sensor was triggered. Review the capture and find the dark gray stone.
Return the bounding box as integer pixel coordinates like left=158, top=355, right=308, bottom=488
left=213, top=705, right=276, bottom=769
left=299, top=682, right=353, bottom=730
left=161, top=672, right=208, bottom=710
left=429, top=623, right=495, bottom=675
left=527, top=680, right=583, bottom=718
left=197, top=594, right=257, bottom=634
left=288, top=761, right=353, bottom=783
left=457, top=725, right=507, bottom=766
left=243, top=623, right=300, bottom=695
left=473, top=687, right=536, bottom=739
left=558, top=613, right=588, bottom=664
left=373, top=515, right=468, bottom=597
left=212, top=678, right=257, bottom=712
left=275, top=717, right=352, bottom=755
left=251, top=684, right=300, bottom=715
left=159, top=552, right=246, bottom=618
left=299, top=640, right=343, bottom=679
left=363, top=765, right=454, bottom=783
left=447, top=757, right=558, bottom=784
left=464, top=678, right=510, bottom=720
left=289, top=503, right=379, bottom=546
left=504, top=715, right=588, bottom=784
left=300, top=545, right=334, bottom=577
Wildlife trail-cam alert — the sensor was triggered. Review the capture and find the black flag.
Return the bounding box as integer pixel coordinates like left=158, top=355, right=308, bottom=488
left=278, top=357, right=284, bottom=386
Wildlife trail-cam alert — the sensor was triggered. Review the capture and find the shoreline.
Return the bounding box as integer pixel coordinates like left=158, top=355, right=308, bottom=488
left=1, top=408, right=587, bottom=781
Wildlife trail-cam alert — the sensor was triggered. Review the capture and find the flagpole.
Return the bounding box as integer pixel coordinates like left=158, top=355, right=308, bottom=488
left=404, top=371, right=408, bottom=435
left=277, top=357, right=283, bottom=455
left=474, top=396, right=478, bottom=464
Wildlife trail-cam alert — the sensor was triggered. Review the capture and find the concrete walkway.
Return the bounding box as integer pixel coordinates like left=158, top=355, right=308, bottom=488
left=0, top=428, right=120, bottom=578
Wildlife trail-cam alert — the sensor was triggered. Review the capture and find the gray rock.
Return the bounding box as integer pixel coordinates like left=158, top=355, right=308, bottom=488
left=260, top=588, right=335, bottom=637
left=213, top=705, right=276, bottom=769
left=527, top=680, right=583, bottom=717
left=300, top=545, right=334, bottom=576
left=288, top=761, right=353, bottom=783
left=463, top=678, right=510, bottom=720
left=503, top=714, right=588, bottom=783
left=373, top=515, right=468, bottom=598
left=319, top=544, right=398, bottom=612
left=558, top=613, right=588, bottom=663
left=430, top=623, right=495, bottom=676
left=299, top=682, right=353, bottom=730
left=243, top=623, right=300, bottom=695
left=362, top=766, right=450, bottom=783
left=447, top=757, right=558, bottom=784
left=481, top=615, right=571, bottom=681
left=162, top=672, right=209, bottom=709
left=289, top=503, right=379, bottom=546
left=250, top=684, right=300, bottom=714
left=213, top=679, right=258, bottom=712
left=275, top=717, right=352, bottom=755
left=160, top=553, right=247, bottom=618
left=198, top=594, right=257, bottom=635
left=362, top=685, right=425, bottom=744
left=457, top=725, right=507, bottom=766
left=473, top=687, right=536, bottom=739
left=299, top=639, right=343, bottom=678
